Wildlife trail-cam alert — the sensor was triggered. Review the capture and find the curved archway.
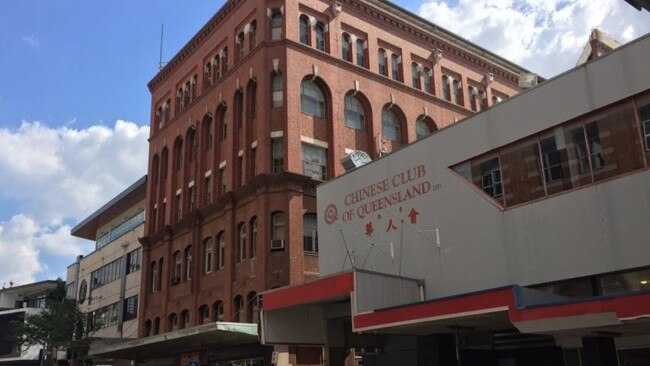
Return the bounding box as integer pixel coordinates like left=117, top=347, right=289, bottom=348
left=415, top=115, right=437, bottom=140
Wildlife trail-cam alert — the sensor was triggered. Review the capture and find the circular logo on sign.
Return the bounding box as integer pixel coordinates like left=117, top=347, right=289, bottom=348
left=324, top=204, right=338, bottom=225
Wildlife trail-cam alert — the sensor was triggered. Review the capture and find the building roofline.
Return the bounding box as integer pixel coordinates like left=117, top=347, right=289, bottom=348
left=147, top=0, right=537, bottom=92
left=0, top=280, right=58, bottom=295
left=71, top=175, right=147, bottom=240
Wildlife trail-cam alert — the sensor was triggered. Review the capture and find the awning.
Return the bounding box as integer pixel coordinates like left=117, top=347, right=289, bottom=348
left=90, top=322, right=258, bottom=360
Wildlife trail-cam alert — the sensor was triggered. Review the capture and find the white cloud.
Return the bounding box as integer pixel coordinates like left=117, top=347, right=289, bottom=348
left=0, top=120, right=149, bottom=286
left=418, top=0, right=650, bottom=78
left=21, top=35, right=40, bottom=49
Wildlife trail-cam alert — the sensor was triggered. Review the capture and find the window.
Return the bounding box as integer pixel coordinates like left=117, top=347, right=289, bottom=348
left=272, top=74, right=283, bottom=108
left=299, top=15, right=310, bottom=45
left=270, top=9, right=283, bottom=41
left=423, top=68, right=432, bottom=93
left=480, top=158, right=502, bottom=198
left=237, top=223, right=246, bottom=263
left=302, top=144, right=327, bottom=180
left=205, top=175, right=212, bottom=204
left=78, top=280, right=88, bottom=304
left=168, top=313, right=178, bottom=331
left=157, top=258, right=164, bottom=291
left=91, top=259, right=122, bottom=289
left=251, top=147, right=257, bottom=177
left=250, top=217, right=258, bottom=258
left=303, top=214, right=318, bottom=253
left=378, top=49, right=387, bottom=76
left=222, top=47, right=228, bottom=74
left=172, top=251, right=182, bottom=284
left=150, top=262, right=158, bottom=292
left=391, top=54, right=401, bottom=81
left=236, top=32, right=245, bottom=61
left=342, top=33, right=352, bottom=62
left=213, top=301, right=224, bottom=321
left=96, top=210, right=145, bottom=250
left=577, top=122, right=603, bottom=173
left=233, top=296, right=244, bottom=322
left=411, top=63, right=421, bottom=89
left=180, top=310, right=190, bottom=329
left=145, top=320, right=152, bottom=336
left=249, top=21, right=257, bottom=50
left=442, top=75, right=451, bottom=101
left=188, top=186, right=196, bottom=211
left=126, top=248, right=141, bottom=274
left=356, top=39, right=365, bottom=67
left=213, top=56, right=221, bottom=81
left=247, top=292, right=259, bottom=323
left=154, top=318, right=160, bottom=335
left=204, top=238, right=213, bottom=274
left=123, top=296, right=138, bottom=321
left=217, top=232, right=225, bottom=269
left=344, top=94, right=365, bottom=130
left=272, top=138, right=283, bottom=173
left=220, top=167, right=226, bottom=195
left=175, top=194, right=182, bottom=221
left=639, top=97, right=650, bottom=151
left=184, top=246, right=193, bottom=280
left=453, top=80, right=463, bottom=105
left=300, top=79, right=325, bottom=117
left=271, top=212, right=285, bottom=250
left=540, top=137, right=563, bottom=182
left=89, top=302, right=120, bottom=331
left=415, top=120, right=431, bottom=140
left=382, top=108, right=401, bottom=142
left=315, top=22, right=325, bottom=51
left=198, top=305, right=210, bottom=324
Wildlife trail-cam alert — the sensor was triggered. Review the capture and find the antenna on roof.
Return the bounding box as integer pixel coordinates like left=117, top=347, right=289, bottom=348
left=158, top=24, right=167, bottom=70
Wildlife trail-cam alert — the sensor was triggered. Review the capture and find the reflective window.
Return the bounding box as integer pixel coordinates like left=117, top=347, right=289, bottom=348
left=356, top=39, right=365, bottom=67
left=342, top=33, right=352, bottom=62
left=303, top=214, right=318, bottom=253
left=415, top=120, right=430, bottom=140
left=344, top=94, right=365, bottom=130
left=382, top=108, right=401, bottom=141
left=302, top=144, right=327, bottom=180
left=378, top=49, right=387, bottom=76
left=315, top=22, right=325, bottom=51
left=300, top=80, right=325, bottom=117
left=299, top=15, right=310, bottom=45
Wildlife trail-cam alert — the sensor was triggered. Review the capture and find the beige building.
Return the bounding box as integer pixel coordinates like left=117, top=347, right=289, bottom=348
left=67, top=176, right=146, bottom=344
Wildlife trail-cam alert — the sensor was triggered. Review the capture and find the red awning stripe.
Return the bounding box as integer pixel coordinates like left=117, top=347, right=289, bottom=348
left=262, top=272, right=355, bottom=311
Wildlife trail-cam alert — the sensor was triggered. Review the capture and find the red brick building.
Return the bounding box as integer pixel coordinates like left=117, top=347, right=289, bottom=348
left=136, top=0, right=531, bottom=363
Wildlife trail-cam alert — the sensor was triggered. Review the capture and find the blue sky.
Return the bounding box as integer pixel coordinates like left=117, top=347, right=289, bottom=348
left=0, top=0, right=648, bottom=286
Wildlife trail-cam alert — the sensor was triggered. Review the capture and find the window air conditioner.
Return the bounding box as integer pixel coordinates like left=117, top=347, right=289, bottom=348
left=271, top=239, right=285, bottom=250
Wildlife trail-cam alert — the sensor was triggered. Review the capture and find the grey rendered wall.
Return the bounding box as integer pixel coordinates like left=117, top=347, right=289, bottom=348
left=317, top=35, right=650, bottom=300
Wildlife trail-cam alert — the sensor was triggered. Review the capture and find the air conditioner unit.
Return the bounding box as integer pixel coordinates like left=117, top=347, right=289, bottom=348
left=271, top=239, right=285, bottom=250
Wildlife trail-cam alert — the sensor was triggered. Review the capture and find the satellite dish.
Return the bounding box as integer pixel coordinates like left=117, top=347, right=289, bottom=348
left=341, top=150, right=372, bottom=171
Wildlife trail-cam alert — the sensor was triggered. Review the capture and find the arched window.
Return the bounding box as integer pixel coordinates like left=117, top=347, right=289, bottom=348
left=342, top=33, right=352, bottom=62
left=187, top=128, right=197, bottom=163
left=411, top=63, right=421, bottom=89
left=378, top=49, right=387, bottom=76
left=217, top=231, right=225, bottom=269
left=153, top=317, right=160, bottom=335
left=299, top=15, right=310, bottom=45
left=272, top=73, right=283, bottom=108
left=303, top=213, right=318, bottom=253
left=271, top=212, right=285, bottom=250
left=236, top=32, right=245, bottom=61
left=249, top=216, right=258, bottom=258
left=356, top=39, right=365, bottom=67
left=382, top=108, right=401, bottom=142
left=416, top=120, right=431, bottom=140
left=423, top=67, right=433, bottom=93
left=172, top=251, right=182, bottom=284
left=180, top=310, right=190, bottom=329
left=198, top=305, right=209, bottom=325
left=185, top=246, right=193, bottom=281
left=212, top=301, right=224, bottom=321
left=149, top=261, right=158, bottom=292
left=144, top=320, right=152, bottom=336
left=237, top=222, right=246, bottom=262
left=391, top=54, right=401, bottom=81
left=344, top=94, right=365, bottom=130
left=204, top=238, right=213, bottom=274
left=217, top=105, right=227, bottom=141
left=233, top=295, right=244, bottom=322
left=270, top=9, right=283, bottom=41
left=249, top=20, right=257, bottom=50
left=315, top=22, right=325, bottom=51
left=247, top=292, right=259, bottom=323
left=300, top=79, right=325, bottom=117
left=157, top=258, right=164, bottom=290
left=168, top=313, right=178, bottom=331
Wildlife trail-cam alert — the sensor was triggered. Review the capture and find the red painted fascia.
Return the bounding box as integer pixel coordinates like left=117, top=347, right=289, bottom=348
left=263, top=272, right=354, bottom=311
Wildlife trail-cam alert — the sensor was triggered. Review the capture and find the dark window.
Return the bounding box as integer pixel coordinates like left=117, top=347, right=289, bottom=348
left=272, top=138, right=283, bottom=174
left=303, top=214, right=318, bottom=253
left=299, top=15, right=310, bottom=45
left=250, top=217, right=258, bottom=258
left=123, top=296, right=138, bottom=321
left=315, top=22, right=325, bottom=51
left=356, top=39, right=365, bottom=67
left=342, top=33, right=352, bottom=62
left=378, top=49, right=387, bottom=76
left=411, top=63, right=420, bottom=89
left=126, top=248, right=141, bottom=274
left=271, top=212, right=285, bottom=250
left=391, top=54, right=400, bottom=81
left=480, top=158, right=502, bottom=199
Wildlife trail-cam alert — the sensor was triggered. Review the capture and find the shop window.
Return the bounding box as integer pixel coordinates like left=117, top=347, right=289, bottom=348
left=342, top=33, right=352, bottom=62
left=270, top=9, right=283, bottom=41
left=204, top=238, right=213, bottom=274
left=299, top=15, right=310, bottom=45
left=217, top=231, right=225, bottom=269
left=302, top=144, right=327, bottom=180
left=378, top=49, right=387, bottom=76
left=271, top=212, right=285, bottom=250
left=344, top=94, right=365, bottom=130
left=272, top=138, right=283, bottom=174
left=382, top=108, right=401, bottom=142
left=303, top=213, right=318, bottom=253
left=300, top=79, right=325, bottom=117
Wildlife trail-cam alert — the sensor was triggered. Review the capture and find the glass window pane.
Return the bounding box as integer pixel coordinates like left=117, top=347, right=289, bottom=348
left=500, top=138, right=546, bottom=206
